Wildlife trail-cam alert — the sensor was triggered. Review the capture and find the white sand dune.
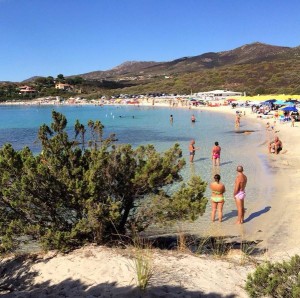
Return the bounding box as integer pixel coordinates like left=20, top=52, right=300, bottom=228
left=1, top=246, right=252, bottom=297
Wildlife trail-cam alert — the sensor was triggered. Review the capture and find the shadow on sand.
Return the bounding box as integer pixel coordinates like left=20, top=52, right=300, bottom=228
left=243, top=206, right=271, bottom=223
left=222, top=206, right=271, bottom=223
left=222, top=209, right=238, bottom=222
left=0, top=255, right=238, bottom=298
left=193, top=157, right=209, bottom=162
left=219, top=161, right=233, bottom=166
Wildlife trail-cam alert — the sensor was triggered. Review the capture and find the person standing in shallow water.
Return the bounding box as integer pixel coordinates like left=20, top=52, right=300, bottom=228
left=170, top=114, right=173, bottom=124
left=234, top=165, right=247, bottom=224
left=210, top=174, right=226, bottom=222
left=189, top=139, right=199, bottom=163
left=235, top=113, right=240, bottom=128
left=191, top=114, right=196, bottom=123
left=212, top=141, right=221, bottom=166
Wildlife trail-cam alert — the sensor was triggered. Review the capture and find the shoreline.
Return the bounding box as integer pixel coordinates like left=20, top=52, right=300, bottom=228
left=203, top=104, right=300, bottom=258
left=194, top=103, right=300, bottom=257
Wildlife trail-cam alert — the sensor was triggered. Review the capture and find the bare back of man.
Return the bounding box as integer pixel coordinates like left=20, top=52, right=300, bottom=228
left=234, top=165, right=247, bottom=224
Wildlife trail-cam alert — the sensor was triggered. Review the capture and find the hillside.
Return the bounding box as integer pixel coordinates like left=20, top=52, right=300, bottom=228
left=67, top=42, right=299, bottom=96
left=78, top=42, right=296, bottom=80
left=78, top=61, right=163, bottom=80
left=7, top=42, right=300, bottom=97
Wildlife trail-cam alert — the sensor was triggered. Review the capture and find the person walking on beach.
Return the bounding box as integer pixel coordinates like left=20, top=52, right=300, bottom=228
left=210, top=174, right=226, bottom=222
left=212, top=141, right=221, bottom=166
left=235, top=113, right=240, bottom=128
left=189, top=139, right=199, bottom=163
left=291, top=115, right=295, bottom=127
left=234, top=165, right=247, bottom=224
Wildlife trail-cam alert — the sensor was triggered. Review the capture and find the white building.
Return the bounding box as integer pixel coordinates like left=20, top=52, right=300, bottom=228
left=55, top=83, right=73, bottom=91
left=194, top=90, right=242, bottom=100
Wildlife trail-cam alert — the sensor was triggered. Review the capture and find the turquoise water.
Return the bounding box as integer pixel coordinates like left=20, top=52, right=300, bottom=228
left=0, top=105, right=270, bottom=233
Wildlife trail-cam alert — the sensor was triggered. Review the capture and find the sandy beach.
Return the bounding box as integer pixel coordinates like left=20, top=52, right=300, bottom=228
left=1, top=99, right=300, bottom=297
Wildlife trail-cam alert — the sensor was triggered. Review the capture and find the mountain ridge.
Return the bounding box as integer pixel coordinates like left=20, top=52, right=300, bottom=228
left=14, top=41, right=300, bottom=96
left=75, top=42, right=296, bottom=80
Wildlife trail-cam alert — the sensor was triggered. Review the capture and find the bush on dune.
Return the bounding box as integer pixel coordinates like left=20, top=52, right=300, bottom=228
left=245, top=254, right=300, bottom=297
left=0, top=111, right=208, bottom=252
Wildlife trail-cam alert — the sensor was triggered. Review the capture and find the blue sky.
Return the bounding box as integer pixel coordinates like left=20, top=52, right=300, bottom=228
left=0, top=0, right=299, bottom=82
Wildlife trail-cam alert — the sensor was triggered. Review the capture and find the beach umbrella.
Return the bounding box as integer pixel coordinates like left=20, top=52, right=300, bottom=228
left=226, top=98, right=237, bottom=103
left=280, top=106, right=298, bottom=112
left=274, top=100, right=286, bottom=105
left=263, top=99, right=277, bottom=104
left=286, top=99, right=299, bottom=104
left=248, top=101, right=261, bottom=105
left=261, top=101, right=272, bottom=106
left=287, top=102, right=296, bottom=106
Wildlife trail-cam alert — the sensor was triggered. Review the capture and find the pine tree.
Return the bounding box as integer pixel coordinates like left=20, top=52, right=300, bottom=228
left=0, top=111, right=208, bottom=252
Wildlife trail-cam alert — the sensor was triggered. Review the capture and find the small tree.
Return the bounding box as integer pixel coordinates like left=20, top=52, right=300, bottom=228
left=56, top=74, right=65, bottom=83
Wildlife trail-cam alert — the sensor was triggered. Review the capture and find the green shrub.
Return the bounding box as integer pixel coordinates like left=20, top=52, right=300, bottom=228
left=0, top=111, right=208, bottom=252
left=245, top=254, right=300, bottom=297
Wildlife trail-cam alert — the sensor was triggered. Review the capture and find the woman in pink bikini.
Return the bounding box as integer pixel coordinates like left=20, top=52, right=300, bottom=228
left=212, top=141, right=221, bottom=166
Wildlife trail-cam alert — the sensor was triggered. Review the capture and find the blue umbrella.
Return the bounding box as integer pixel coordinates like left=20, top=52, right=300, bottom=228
left=262, top=99, right=276, bottom=104
left=286, top=99, right=300, bottom=104
left=274, top=100, right=286, bottom=105
left=280, top=106, right=298, bottom=112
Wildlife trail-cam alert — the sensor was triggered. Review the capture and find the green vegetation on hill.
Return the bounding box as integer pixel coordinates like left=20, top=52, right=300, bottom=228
left=110, top=59, right=300, bottom=96
left=1, top=42, right=299, bottom=99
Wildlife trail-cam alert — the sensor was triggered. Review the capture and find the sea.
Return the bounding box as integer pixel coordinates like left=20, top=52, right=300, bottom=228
left=0, top=104, right=272, bottom=236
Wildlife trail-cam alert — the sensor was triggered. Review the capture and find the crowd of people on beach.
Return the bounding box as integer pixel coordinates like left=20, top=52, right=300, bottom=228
left=170, top=104, right=289, bottom=225
left=186, top=112, right=248, bottom=225
left=185, top=109, right=287, bottom=225
left=189, top=136, right=248, bottom=224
